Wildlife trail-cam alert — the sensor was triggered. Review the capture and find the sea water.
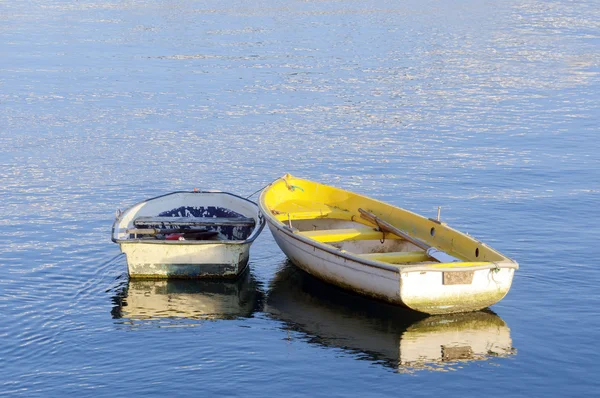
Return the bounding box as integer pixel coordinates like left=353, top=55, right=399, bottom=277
left=1, top=1, right=599, bottom=396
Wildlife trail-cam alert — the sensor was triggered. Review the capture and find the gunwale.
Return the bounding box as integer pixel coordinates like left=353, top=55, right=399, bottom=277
left=259, top=175, right=518, bottom=273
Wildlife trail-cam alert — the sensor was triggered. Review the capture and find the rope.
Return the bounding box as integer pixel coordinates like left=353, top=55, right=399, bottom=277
left=281, top=177, right=303, bottom=192
left=246, top=176, right=304, bottom=199
left=246, top=179, right=277, bottom=199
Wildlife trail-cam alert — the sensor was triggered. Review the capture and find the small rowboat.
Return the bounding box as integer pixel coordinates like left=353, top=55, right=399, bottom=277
left=112, top=191, right=265, bottom=279
left=259, top=174, right=518, bottom=314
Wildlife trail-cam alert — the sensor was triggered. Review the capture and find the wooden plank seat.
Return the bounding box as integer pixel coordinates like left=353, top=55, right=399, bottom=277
left=134, top=216, right=255, bottom=227
left=355, top=251, right=431, bottom=264
left=298, top=227, right=401, bottom=243
left=273, top=208, right=353, bottom=222
left=272, top=201, right=353, bottom=222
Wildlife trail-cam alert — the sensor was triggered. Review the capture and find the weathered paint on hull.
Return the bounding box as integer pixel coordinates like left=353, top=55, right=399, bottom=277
left=268, top=221, right=514, bottom=315
left=400, top=268, right=514, bottom=314
left=121, top=241, right=250, bottom=279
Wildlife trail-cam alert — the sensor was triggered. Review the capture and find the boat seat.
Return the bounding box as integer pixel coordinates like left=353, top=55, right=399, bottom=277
left=134, top=216, right=255, bottom=227
left=273, top=208, right=353, bottom=222
left=272, top=201, right=353, bottom=222
left=355, top=251, right=430, bottom=264
left=298, top=227, right=401, bottom=243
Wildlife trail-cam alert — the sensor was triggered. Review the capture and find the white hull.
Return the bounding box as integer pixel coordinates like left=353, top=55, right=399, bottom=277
left=112, top=191, right=264, bottom=279
left=120, top=240, right=250, bottom=279
left=267, top=221, right=514, bottom=314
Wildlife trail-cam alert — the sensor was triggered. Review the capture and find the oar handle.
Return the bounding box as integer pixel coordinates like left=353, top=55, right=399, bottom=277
left=358, top=208, right=430, bottom=250
left=358, top=208, right=461, bottom=263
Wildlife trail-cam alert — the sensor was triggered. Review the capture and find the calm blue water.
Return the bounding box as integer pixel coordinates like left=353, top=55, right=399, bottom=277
left=1, top=0, right=599, bottom=396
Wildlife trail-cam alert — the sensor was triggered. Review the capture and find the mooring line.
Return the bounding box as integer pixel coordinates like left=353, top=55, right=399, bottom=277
left=245, top=178, right=278, bottom=199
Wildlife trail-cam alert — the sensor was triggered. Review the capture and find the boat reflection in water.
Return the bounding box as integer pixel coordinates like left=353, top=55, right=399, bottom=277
left=111, top=269, right=263, bottom=327
left=265, top=263, right=516, bottom=372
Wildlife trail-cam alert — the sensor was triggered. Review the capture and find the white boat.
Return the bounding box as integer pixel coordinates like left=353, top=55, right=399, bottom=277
left=112, top=191, right=265, bottom=279
left=259, top=174, right=518, bottom=314
left=266, top=264, right=515, bottom=372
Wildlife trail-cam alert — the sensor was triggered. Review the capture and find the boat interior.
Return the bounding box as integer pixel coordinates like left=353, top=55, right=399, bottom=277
left=262, top=174, right=510, bottom=268
left=271, top=200, right=441, bottom=265
left=112, top=191, right=264, bottom=243
left=128, top=205, right=256, bottom=241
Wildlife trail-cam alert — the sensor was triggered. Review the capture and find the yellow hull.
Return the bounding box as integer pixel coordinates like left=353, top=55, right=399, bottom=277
left=259, top=174, right=518, bottom=314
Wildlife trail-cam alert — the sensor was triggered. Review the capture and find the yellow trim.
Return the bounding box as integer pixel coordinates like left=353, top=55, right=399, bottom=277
left=428, top=261, right=493, bottom=269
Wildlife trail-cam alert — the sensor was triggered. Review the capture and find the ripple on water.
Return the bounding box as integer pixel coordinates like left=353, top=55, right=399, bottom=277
left=1, top=0, right=599, bottom=396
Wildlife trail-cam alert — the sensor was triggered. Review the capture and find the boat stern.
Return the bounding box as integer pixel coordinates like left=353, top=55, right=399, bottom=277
left=121, top=241, right=250, bottom=279
left=399, top=267, right=515, bottom=314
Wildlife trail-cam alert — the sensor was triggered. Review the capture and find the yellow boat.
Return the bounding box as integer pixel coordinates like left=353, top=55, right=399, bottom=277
left=259, top=174, right=518, bottom=314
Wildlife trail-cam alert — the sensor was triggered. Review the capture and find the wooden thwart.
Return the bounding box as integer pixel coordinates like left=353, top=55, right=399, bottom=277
left=134, top=216, right=255, bottom=227
left=273, top=208, right=352, bottom=222
left=356, top=251, right=431, bottom=264
left=127, top=227, right=207, bottom=235
left=298, top=227, right=401, bottom=243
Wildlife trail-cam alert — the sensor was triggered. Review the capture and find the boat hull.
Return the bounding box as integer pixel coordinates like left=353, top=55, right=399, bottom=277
left=268, top=223, right=402, bottom=302
left=399, top=265, right=514, bottom=314
left=120, top=241, right=250, bottom=279
left=267, top=221, right=514, bottom=314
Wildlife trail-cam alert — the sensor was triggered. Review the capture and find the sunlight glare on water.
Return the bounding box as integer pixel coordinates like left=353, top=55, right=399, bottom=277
left=1, top=0, right=599, bottom=397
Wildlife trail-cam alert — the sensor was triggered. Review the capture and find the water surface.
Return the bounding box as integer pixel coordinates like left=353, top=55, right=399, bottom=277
left=1, top=0, right=599, bottom=396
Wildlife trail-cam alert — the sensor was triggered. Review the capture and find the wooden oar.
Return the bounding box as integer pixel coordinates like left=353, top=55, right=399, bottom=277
left=126, top=227, right=208, bottom=236
left=358, top=208, right=461, bottom=263
left=133, top=216, right=255, bottom=227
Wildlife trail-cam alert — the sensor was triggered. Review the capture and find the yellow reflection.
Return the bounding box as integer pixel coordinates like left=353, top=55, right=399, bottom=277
left=266, top=262, right=515, bottom=372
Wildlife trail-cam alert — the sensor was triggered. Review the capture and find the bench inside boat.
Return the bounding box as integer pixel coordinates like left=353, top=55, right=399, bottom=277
left=273, top=203, right=443, bottom=265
